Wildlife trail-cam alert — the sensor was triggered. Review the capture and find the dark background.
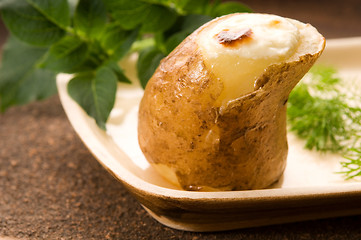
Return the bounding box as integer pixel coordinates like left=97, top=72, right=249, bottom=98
left=241, top=0, right=361, bottom=38
left=1, top=0, right=361, bottom=239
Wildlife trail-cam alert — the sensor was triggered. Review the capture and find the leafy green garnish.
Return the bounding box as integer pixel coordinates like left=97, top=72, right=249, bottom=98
left=288, top=66, right=361, bottom=152
left=1, top=1, right=68, bottom=46
left=0, top=36, right=57, bottom=111
left=288, top=65, right=361, bottom=179
left=340, top=148, right=361, bottom=180
left=67, top=67, right=118, bottom=130
left=0, top=0, right=251, bottom=129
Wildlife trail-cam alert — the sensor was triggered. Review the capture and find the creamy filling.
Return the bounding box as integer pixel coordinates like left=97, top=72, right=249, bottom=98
left=197, top=13, right=301, bottom=106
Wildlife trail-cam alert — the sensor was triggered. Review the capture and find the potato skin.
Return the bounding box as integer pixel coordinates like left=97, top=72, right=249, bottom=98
left=138, top=15, right=323, bottom=191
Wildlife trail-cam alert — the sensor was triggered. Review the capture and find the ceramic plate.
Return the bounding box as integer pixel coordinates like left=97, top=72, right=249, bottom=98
left=57, top=37, right=361, bottom=232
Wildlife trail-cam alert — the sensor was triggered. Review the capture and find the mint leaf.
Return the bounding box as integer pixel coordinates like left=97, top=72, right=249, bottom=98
left=141, top=5, right=177, bottom=33
left=142, top=0, right=191, bottom=13
left=105, top=0, right=148, bottom=30
left=0, top=36, right=56, bottom=111
left=211, top=2, right=252, bottom=17
left=100, top=23, right=133, bottom=55
left=40, top=35, right=89, bottom=73
left=0, top=0, right=253, bottom=130
left=27, top=0, right=70, bottom=29
left=181, top=14, right=213, bottom=31
left=140, top=0, right=173, bottom=5
left=164, top=15, right=212, bottom=53
left=137, top=46, right=165, bottom=88
left=74, top=0, right=107, bottom=40
left=171, top=0, right=192, bottom=11
left=67, top=67, right=117, bottom=130
left=181, top=0, right=210, bottom=15
left=109, top=28, right=139, bottom=61
left=106, top=0, right=176, bottom=33
left=164, top=30, right=189, bottom=54
left=1, top=1, right=65, bottom=46
left=105, top=62, right=131, bottom=84
left=137, top=14, right=212, bottom=86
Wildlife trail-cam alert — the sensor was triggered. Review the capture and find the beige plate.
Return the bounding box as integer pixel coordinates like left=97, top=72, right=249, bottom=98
left=57, top=37, right=361, bottom=232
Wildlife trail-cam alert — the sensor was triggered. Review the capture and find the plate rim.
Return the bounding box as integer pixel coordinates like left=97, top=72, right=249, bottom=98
left=56, top=36, right=361, bottom=202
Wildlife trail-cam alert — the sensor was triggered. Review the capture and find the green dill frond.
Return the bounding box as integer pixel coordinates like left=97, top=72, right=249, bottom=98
left=309, top=65, right=340, bottom=90
left=339, top=148, right=361, bottom=180
left=287, top=65, right=361, bottom=179
left=287, top=65, right=352, bottom=152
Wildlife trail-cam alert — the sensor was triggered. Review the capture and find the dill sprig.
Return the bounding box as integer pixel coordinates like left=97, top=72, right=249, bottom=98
left=288, top=66, right=356, bottom=152
left=287, top=65, right=361, bottom=179
left=339, top=148, right=361, bottom=180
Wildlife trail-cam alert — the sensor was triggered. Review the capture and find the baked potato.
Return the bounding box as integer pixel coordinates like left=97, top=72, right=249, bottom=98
left=138, top=13, right=325, bottom=191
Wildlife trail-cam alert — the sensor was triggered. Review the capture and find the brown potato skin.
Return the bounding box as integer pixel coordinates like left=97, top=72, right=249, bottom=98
left=138, top=17, right=323, bottom=191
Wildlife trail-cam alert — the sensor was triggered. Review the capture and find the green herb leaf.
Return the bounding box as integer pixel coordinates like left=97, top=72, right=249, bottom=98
left=288, top=66, right=361, bottom=152
left=288, top=93, right=348, bottom=152
left=181, top=0, right=211, bottom=15
left=288, top=65, right=361, bottom=180
left=27, top=0, right=70, bottom=29
left=105, top=0, right=148, bottom=30
left=308, top=65, right=340, bottom=91
left=181, top=14, right=213, bottom=31
left=164, top=30, right=190, bottom=54
left=164, top=15, right=212, bottom=53
left=67, top=67, right=117, bottom=130
left=141, top=5, right=177, bottom=33
left=211, top=1, right=252, bottom=17
left=0, top=36, right=56, bottom=111
left=140, top=0, right=191, bottom=14
left=1, top=1, right=65, bottom=46
left=339, top=148, right=361, bottom=179
left=106, top=0, right=177, bottom=33
left=0, top=0, right=252, bottom=130
left=137, top=46, right=165, bottom=88
left=100, top=23, right=131, bottom=54
left=105, top=62, right=131, bottom=84
left=74, top=0, right=107, bottom=40
left=109, top=28, right=139, bottom=61
left=39, top=35, right=89, bottom=73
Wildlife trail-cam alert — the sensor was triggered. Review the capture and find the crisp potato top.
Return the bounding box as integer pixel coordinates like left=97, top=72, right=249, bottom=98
left=197, top=13, right=302, bottom=106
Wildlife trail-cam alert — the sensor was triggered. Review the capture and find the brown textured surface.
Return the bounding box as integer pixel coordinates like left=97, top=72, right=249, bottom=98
left=2, top=97, right=361, bottom=239
left=1, top=0, right=361, bottom=239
